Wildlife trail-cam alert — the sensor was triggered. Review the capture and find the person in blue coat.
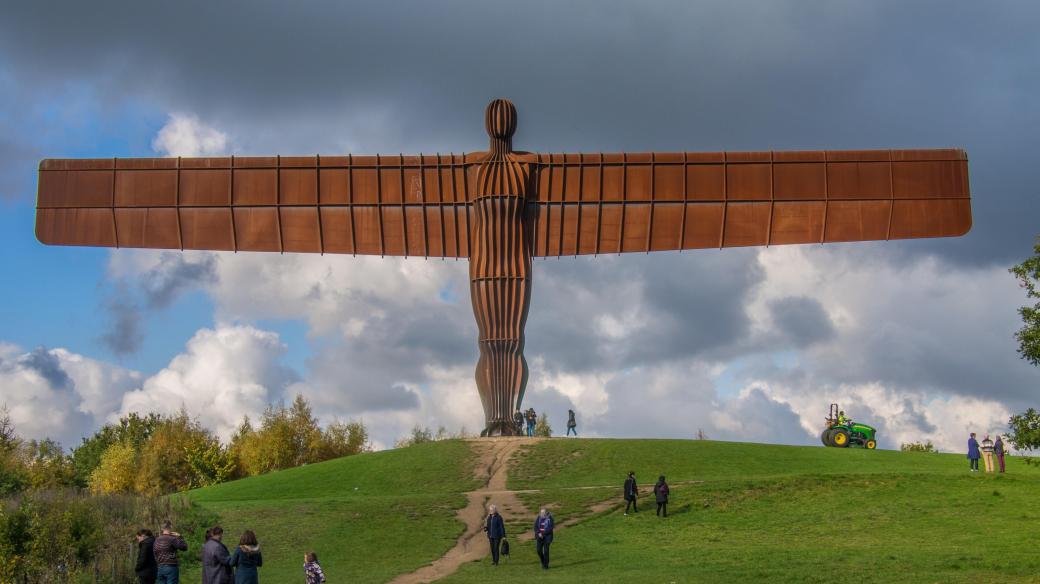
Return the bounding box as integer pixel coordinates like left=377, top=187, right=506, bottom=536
left=483, top=504, right=506, bottom=565
left=967, top=432, right=980, bottom=472
left=533, top=508, right=554, bottom=570
left=229, top=530, right=263, bottom=584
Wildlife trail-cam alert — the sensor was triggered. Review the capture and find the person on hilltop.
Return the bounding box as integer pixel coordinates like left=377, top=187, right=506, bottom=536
left=303, top=552, right=326, bottom=584
left=967, top=432, right=981, bottom=472
left=526, top=408, right=537, bottom=437
left=153, top=521, right=188, bottom=584
left=134, top=529, right=158, bottom=584
left=981, top=434, right=995, bottom=473
left=483, top=503, right=506, bottom=566
left=533, top=507, right=555, bottom=570
left=514, top=409, right=525, bottom=435
left=566, top=409, right=577, bottom=436
left=995, top=435, right=1006, bottom=473
left=623, top=471, right=639, bottom=515
left=202, top=526, right=233, bottom=584
left=229, top=530, right=263, bottom=584
left=654, top=475, right=670, bottom=517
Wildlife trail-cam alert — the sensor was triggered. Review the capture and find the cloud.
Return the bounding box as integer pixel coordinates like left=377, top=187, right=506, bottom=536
left=151, top=113, right=228, bottom=157
left=98, top=291, right=144, bottom=355
left=118, top=325, right=298, bottom=441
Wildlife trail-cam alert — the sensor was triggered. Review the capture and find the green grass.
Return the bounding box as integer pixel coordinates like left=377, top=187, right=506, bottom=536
left=180, top=440, right=478, bottom=583
left=441, top=439, right=1040, bottom=583
left=175, top=438, right=1040, bottom=583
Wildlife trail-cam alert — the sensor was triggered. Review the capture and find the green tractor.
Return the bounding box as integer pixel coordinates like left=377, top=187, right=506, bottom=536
left=821, top=403, right=877, bottom=449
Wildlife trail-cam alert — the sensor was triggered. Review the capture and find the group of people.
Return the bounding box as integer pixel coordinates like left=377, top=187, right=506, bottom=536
left=623, top=472, right=670, bottom=517
left=511, top=407, right=579, bottom=436
left=134, top=521, right=326, bottom=584
left=483, top=471, right=672, bottom=571
left=967, top=432, right=1006, bottom=473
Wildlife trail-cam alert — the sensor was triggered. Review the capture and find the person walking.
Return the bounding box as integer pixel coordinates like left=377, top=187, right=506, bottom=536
left=566, top=409, right=577, bottom=436
left=229, top=530, right=263, bottom=584
left=967, top=433, right=980, bottom=472
left=654, top=475, right=670, bottom=517
left=526, top=408, right=537, bottom=437
left=202, top=526, right=232, bottom=584
left=303, top=552, right=326, bottom=584
left=623, top=471, right=638, bottom=515
left=995, top=435, right=1006, bottom=473
left=153, top=521, right=187, bottom=584
left=981, top=434, right=995, bottom=473
left=483, top=504, right=506, bottom=565
left=134, top=529, right=158, bottom=584
left=533, top=508, right=554, bottom=570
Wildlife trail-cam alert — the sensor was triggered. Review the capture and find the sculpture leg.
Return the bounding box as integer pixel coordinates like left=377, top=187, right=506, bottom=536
left=470, top=195, right=531, bottom=436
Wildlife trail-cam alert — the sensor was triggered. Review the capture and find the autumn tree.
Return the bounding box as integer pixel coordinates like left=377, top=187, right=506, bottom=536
left=534, top=413, right=553, bottom=437
left=88, top=442, right=137, bottom=494
left=134, top=411, right=226, bottom=495
left=71, top=412, right=162, bottom=487
left=1010, top=236, right=1040, bottom=366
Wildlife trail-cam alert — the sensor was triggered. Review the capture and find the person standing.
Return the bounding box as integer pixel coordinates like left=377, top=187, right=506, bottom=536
left=533, top=508, right=554, bottom=570
left=967, top=433, right=980, bottom=472
left=566, top=409, right=577, bottom=436
left=303, top=552, right=326, bottom=584
left=229, top=530, right=263, bottom=584
left=134, top=529, right=157, bottom=584
left=623, top=471, right=638, bottom=515
left=483, top=504, right=506, bottom=565
left=526, top=408, right=537, bottom=437
left=981, top=434, right=995, bottom=473
left=153, top=521, right=187, bottom=584
left=513, top=409, right=525, bottom=435
left=202, top=526, right=232, bottom=584
left=654, top=475, right=670, bottom=517
left=995, top=435, right=1006, bottom=473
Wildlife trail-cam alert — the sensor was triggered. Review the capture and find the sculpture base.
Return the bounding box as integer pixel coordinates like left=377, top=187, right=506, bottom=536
left=480, top=420, right=525, bottom=437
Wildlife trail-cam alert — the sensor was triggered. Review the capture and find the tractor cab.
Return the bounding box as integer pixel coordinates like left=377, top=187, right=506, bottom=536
left=821, top=403, right=877, bottom=449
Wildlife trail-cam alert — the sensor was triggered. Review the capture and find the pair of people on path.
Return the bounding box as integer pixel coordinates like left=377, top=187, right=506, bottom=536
left=967, top=433, right=1006, bottom=473
left=623, top=473, right=670, bottom=517
left=484, top=504, right=555, bottom=570
left=525, top=408, right=537, bottom=436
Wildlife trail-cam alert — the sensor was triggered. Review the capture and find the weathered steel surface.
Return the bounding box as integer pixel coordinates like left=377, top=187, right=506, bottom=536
left=35, top=99, right=973, bottom=436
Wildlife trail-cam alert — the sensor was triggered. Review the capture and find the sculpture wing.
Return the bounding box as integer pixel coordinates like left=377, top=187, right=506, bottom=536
left=35, top=154, right=480, bottom=258
left=523, top=149, right=971, bottom=256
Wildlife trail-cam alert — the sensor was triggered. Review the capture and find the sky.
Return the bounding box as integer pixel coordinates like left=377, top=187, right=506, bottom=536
left=0, top=1, right=1038, bottom=452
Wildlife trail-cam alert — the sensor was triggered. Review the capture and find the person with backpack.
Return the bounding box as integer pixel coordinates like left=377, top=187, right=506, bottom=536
left=566, top=409, right=577, bottom=436
left=483, top=503, right=506, bottom=565
left=995, top=435, right=1006, bottom=473
left=513, top=409, right=525, bottom=435
left=654, top=475, right=670, bottom=517
left=981, top=434, right=995, bottom=473
left=202, top=526, right=232, bottom=584
left=229, top=530, right=263, bottom=584
left=134, top=529, right=157, bottom=584
left=303, top=552, right=326, bottom=584
left=153, top=521, right=187, bottom=584
left=533, top=508, right=554, bottom=570
left=526, top=408, right=537, bottom=437
left=623, top=471, right=638, bottom=515
left=967, top=432, right=980, bottom=472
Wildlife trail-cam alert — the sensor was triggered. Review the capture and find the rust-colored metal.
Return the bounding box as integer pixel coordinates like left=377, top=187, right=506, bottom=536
left=35, top=99, right=973, bottom=436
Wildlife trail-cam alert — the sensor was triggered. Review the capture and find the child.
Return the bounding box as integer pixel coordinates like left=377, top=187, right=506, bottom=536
left=304, top=552, right=326, bottom=584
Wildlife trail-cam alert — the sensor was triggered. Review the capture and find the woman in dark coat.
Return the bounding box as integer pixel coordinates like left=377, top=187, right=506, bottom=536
left=623, top=471, right=638, bottom=515
left=483, top=503, right=506, bottom=565
left=229, top=530, right=263, bottom=584
left=967, top=432, right=980, bottom=472
left=654, top=475, right=670, bottom=517
left=134, top=529, right=157, bottom=584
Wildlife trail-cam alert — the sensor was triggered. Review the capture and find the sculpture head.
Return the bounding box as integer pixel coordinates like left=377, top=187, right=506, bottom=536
left=485, top=98, right=516, bottom=154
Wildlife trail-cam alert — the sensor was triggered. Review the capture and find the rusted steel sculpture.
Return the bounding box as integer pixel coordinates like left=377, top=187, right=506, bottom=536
left=35, top=99, right=972, bottom=436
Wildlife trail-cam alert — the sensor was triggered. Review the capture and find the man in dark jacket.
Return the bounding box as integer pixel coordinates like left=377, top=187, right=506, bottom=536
left=967, top=433, right=980, bottom=472
left=654, top=475, right=670, bottom=517
left=484, top=504, right=506, bottom=565
left=513, top=409, right=525, bottom=435
left=526, top=408, right=537, bottom=437
left=201, top=525, right=232, bottom=584
left=134, top=529, right=158, bottom=584
left=995, top=435, right=1006, bottom=473
left=153, top=520, right=188, bottom=584
left=534, top=508, right=554, bottom=570
left=623, top=471, right=639, bottom=515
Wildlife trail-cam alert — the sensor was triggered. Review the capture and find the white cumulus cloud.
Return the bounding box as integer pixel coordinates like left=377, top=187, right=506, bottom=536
left=151, top=113, right=228, bottom=157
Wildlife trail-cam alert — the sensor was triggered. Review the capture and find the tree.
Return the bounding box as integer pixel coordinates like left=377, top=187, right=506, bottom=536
left=20, top=439, right=76, bottom=490
left=88, top=442, right=137, bottom=494
left=134, top=411, right=218, bottom=495
left=900, top=440, right=938, bottom=453
left=534, top=413, right=553, bottom=437
left=1007, top=408, right=1040, bottom=452
left=1010, top=237, right=1040, bottom=366
left=71, top=412, right=162, bottom=487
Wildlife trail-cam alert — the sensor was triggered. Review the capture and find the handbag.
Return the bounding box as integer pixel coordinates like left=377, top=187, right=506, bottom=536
left=501, top=538, right=510, bottom=557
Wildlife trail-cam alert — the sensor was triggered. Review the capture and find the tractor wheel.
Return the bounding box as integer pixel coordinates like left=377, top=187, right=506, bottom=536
left=821, top=430, right=832, bottom=447
left=831, top=428, right=850, bottom=448
left=865, top=440, right=877, bottom=450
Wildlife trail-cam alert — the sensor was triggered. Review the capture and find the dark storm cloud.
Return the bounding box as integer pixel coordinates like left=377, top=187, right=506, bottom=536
left=99, top=294, right=144, bottom=356
left=769, top=296, right=835, bottom=347
left=0, top=1, right=1036, bottom=264
left=140, top=253, right=217, bottom=309
left=20, top=347, right=72, bottom=390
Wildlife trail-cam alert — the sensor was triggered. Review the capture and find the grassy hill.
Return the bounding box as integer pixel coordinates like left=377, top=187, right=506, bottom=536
left=181, top=438, right=1040, bottom=583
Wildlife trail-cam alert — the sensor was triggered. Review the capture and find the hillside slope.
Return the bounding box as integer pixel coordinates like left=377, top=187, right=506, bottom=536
left=181, top=438, right=1040, bottom=583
